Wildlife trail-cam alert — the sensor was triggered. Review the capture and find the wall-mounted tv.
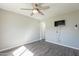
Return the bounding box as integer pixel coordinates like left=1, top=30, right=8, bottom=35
left=54, top=20, right=65, bottom=27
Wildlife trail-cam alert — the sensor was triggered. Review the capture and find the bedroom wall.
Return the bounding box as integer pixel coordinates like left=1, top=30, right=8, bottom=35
left=0, top=9, right=40, bottom=51
left=40, top=22, right=46, bottom=40
left=45, top=10, right=79, bottom=49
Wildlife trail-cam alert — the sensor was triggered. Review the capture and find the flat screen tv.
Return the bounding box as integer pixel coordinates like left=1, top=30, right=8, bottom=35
left=54, top=20, right=65, bottom=27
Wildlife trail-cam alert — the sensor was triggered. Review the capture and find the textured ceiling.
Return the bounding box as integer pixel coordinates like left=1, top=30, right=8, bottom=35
left=0, top=3, right=79, bottom=21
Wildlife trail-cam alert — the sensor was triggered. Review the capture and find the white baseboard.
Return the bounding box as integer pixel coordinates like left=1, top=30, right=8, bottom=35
left=0, top=39, right=39, bottom=52
left=46, top=40, right=79, bottom=50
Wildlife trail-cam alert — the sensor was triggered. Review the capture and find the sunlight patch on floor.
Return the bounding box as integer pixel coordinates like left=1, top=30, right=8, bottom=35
left=13, top=46, right=33, bottom=56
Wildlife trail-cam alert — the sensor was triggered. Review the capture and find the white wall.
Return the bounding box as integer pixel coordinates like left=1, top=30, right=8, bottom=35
left=0, top=9, right=40, bottom=51
left=40, top=22, right=46, bottom=40
left=45, top=10, right=79, bottom=49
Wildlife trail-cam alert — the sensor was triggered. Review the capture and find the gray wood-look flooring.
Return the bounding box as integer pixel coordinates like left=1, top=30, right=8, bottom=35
left=0, top=40, right=79, bottom=56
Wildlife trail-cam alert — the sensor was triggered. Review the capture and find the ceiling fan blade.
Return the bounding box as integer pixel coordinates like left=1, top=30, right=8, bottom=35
left=42, top=6, right=50, bottom=9
left=32, top=3, right=36, bottom=8
left=37, top=3, right=43, bottom=6
left=21, top=8, right=33, bottom=10
left=37, top=9, right=44, bottom=15
left=38, top=6, right=50, bottom=10
left=32, top=3, right=40, bottom=9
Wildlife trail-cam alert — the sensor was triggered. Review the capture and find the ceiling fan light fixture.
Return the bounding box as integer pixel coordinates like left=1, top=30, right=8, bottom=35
left=32, top=9, right=38, bottom=14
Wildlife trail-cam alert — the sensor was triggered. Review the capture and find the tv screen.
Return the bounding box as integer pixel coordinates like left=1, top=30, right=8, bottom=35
left=54, top=20, right=65, bottom=27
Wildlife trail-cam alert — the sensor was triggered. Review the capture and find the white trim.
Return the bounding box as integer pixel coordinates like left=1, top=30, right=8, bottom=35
left=0, top=39, right=39, bottom=52
left=46, top=40, right=79, bottom=50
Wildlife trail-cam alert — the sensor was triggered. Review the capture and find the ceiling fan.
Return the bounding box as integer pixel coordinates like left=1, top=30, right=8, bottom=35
left=20, top=3, right=49, bottom=16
